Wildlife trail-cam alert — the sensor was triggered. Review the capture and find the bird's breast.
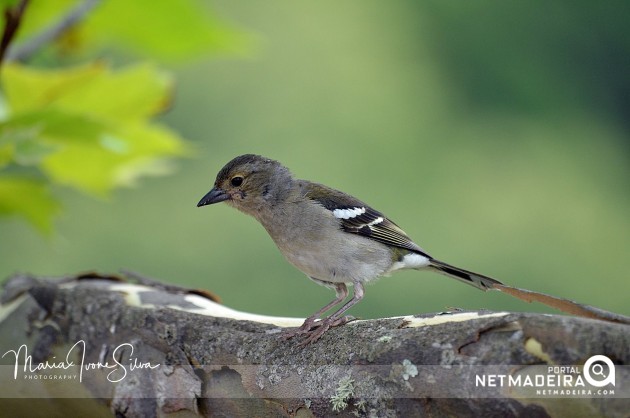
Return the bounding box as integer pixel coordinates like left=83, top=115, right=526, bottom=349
left=260, top=202, right=392, bottom=283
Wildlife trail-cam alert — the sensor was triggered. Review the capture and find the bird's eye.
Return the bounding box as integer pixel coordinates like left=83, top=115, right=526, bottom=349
left=230, top=176, right=243, bottom=187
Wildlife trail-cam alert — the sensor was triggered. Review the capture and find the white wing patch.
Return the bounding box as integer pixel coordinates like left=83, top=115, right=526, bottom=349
left=333, top=207, right=366, bottom=219
left=366, top=216, right=384, bottom=226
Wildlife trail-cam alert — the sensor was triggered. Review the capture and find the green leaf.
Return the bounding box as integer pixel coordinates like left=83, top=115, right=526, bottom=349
left=2, top=62, right=173, bottom=120
left=0, top=109, right=104, bottom=166
left=0, top=145, right=11, bottom=168
left=1, top=108, right=106, bottom=143
left=52, top=63, right=173, bottom=121
left=0, top=0, right=22, bottom=9
left=0, top=116, right=57, bottom=165
left=0, top=176, right=59, bottom=234
left=2, top=62, right=105, bottom=114
left=84, top=0, right=253, bottom=60
left=12, top=0, right=75, bottom=42
left=40, top=121, right=188, bottom=196
left=15, top=0, right=252, bottom=61
left=0, top=60, right=190, bottom=234
left=0, top=63, right=189, bottom=196
left=13, top=138, right=58, bottom=165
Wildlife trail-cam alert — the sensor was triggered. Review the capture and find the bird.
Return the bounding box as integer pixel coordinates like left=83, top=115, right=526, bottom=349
left=196, top=154, right=510, bottom=345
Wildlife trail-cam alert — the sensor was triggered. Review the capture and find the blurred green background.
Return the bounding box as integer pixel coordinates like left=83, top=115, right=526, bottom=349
left=1, top=0, right=628, bottom=319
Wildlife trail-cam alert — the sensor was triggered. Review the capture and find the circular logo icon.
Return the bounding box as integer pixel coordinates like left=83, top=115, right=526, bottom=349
left=583, top=355, right=615, bottom=387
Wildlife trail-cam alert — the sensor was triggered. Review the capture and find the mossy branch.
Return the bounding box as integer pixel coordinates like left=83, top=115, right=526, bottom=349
left=0, top=272, right=628, bottom=417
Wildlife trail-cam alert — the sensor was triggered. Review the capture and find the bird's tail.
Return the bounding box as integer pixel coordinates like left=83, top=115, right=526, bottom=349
left=428, top=258, right=630, bottom=325
left=428, top=259, right=503, bottom=291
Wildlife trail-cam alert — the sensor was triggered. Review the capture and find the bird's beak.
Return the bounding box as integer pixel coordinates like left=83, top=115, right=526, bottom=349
left=197, top=187, right=230, bottom=207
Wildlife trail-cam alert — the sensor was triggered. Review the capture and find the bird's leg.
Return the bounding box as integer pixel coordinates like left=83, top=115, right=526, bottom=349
left=298, top=282, right=364, bottom=346
left=282, top=283, right=348, bottom=340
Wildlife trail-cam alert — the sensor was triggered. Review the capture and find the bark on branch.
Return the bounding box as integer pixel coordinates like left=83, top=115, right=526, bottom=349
left=0, top=272, right=628, bottom=417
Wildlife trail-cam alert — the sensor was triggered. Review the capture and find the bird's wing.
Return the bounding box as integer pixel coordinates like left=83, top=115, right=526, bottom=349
left=302, top=181, right=431, bottom=257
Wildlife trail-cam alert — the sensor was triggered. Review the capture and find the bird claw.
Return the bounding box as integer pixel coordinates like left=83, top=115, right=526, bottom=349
left=282, top=315, right=356, bottom=346
left=281, top=316, right=319, bottom=340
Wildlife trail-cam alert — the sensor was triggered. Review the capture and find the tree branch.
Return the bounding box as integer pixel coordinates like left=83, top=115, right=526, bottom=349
left=5, top=0, right=101, bottom=63
left=0, top=272, right=628, bottom=417
left=0, top=0, right=29, bottom=66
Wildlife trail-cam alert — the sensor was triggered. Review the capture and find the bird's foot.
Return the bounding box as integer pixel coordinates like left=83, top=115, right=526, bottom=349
left=294, top=315, right=355, bottom=347
left=296, top=316, right=354, bottom=347
left=281, top=316, right=320, bottom=340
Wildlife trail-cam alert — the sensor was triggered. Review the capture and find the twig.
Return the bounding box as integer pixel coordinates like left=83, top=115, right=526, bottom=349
left=0, top=0, right=29, bottom=66
left=6, top=0, right=101, bottom=63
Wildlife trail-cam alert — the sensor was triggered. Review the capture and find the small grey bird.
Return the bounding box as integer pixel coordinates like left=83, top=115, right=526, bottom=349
left=197, top=154, right=506, bottom=345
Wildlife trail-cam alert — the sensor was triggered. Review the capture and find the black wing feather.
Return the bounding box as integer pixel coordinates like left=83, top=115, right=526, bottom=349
left=302, top=181, right=431, bottom=257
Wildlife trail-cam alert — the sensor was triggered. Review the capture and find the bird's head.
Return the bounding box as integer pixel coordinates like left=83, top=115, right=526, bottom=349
left=197, top=154, right=292, bottom=215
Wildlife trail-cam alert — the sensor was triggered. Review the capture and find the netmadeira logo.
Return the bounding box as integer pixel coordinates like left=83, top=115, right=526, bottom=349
left=475, top=354, right=616, bottom=397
